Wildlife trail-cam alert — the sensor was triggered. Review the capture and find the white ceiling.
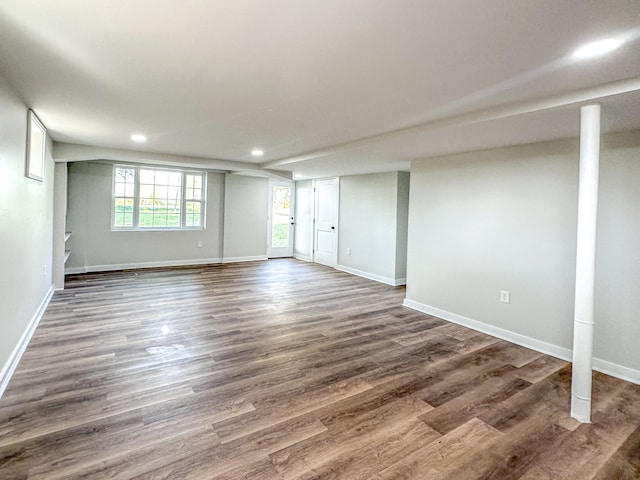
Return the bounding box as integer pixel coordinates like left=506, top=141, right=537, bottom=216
left=1, top=0, right=639, bottom=179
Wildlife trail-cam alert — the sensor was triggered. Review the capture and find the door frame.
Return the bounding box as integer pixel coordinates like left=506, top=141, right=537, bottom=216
left=267, top=180, right=295, bottom=258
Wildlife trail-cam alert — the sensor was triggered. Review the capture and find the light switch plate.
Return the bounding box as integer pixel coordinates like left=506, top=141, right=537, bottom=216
left=500, top=290, right=511, bottom=304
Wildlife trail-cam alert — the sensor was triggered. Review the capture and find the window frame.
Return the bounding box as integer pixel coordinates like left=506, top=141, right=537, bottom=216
left=111, top=165, right=206, bottom=231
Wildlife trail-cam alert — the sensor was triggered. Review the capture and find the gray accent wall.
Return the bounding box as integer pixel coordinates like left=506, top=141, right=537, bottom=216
left=405, top=131, right=640, bottom=377
left=65, top=163, right=269, bottom=271
left=594, top=132, right=640, bottom=372
left=338, top=172, right=409, bottom=285
left=395, top=171, right=410, bottom=280
left=0, top=76, right=55, bottom=381
left=222, top=174, right=269, bottom=260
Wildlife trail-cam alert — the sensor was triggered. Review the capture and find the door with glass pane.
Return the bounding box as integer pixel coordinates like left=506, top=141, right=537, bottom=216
left=267, top=181, right=295, bottom=258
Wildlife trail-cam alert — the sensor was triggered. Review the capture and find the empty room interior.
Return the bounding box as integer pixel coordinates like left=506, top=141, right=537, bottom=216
left=2, top=1, right=640, bottom=479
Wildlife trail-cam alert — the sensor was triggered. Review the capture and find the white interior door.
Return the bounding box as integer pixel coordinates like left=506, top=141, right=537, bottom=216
left=313, top=178, right=339, bottom=267
left=267, top=181, right=295, bottom=258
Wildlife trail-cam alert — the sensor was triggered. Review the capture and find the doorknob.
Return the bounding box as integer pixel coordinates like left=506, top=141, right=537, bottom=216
left=331, top=226, right=335, bottom=230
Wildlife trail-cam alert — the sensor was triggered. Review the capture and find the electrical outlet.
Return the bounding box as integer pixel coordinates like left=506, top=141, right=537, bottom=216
left=197, top=240, right=203, bottom=248
left=346, top=248, right=351, bottom=255
left=500, top=290, right=511, bottom=304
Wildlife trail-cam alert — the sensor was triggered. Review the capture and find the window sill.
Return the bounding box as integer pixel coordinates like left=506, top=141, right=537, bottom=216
left=111, top=227, right=205, bottom=232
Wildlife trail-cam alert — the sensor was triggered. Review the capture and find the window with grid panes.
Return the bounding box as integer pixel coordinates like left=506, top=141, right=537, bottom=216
left=112, top=166, right=205, bottom=230
left=184, top=174, right=203, bottom=227
left=113, top=167, right=135, bottom=227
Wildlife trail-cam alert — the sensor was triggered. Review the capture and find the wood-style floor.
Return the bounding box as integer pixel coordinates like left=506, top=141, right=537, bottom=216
left=1, top=259, right=639, bottom=479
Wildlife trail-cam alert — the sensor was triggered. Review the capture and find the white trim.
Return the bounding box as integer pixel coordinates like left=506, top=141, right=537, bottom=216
left=0, top=285, right=55, bottom=399
left=294, top=254, right=313, bottom=262
left=402, top=299, right=571, bottom=359
left=64, top=266, right=88, bottom=274
left=267, top=180, right=295, bottom=259
left=65, top=258, right=222, bottom=274
left=592, top=358, right=640, bottom=385
left=402, top=298, right=640, bottom=385
left=338, top=265, right=406, bottom=286
left=221, top=255, right=268, bottom=264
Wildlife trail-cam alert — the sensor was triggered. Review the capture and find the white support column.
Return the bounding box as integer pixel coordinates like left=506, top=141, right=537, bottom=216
left=571, top=104, right=601, bottom=423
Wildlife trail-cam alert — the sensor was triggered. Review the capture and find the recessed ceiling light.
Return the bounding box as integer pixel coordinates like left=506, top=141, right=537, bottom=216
left=131, top=133, right=147, bottom=143
left=572, top=38, right=622, bottom=60
left=294, top=174, right=303, bottom=179
left=251, top=148, right=264, bottom=157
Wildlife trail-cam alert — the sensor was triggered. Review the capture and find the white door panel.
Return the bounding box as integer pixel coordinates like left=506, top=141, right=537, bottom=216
left=313, top=178, right=338, bottom=267
left=317, top=185, right=336, bottom=222
left=316, top=231, right=333, bottom=256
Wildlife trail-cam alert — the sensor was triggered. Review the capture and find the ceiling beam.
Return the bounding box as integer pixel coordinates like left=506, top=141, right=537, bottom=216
left=261, top=77, right=640, bottom=169
left=52, top=142, right=292, bottom=180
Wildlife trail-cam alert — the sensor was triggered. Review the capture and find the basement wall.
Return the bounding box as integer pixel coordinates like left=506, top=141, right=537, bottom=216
left=66, top=163, right=269, bottom=271
left=338, top=171, right=409, bottom=286
left=0, top=75, right=55, bottom=394
left=404, top=131, right=640, bottom=382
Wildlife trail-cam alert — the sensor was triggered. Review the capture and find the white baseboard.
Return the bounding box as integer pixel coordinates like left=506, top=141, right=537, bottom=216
left=592, top=357, right=640, bottom=385
left=221, top=255, right=268, bottom=264
left=294, top=254, right=312, bottom=262
left=337, top=265, right=406, bottom=287
left=64, top=266, right=87, bottom=274
left=402, top=298, right=640, bottom=385
left=0, top=285, right=55, bottom=399
left=402, top=299, right=572, bottom=360
left=65, top=258, right=222, bottom=274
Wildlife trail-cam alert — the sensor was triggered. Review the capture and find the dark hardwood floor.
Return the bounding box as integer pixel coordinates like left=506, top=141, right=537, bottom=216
left=1, top=259, right=639, bottom=479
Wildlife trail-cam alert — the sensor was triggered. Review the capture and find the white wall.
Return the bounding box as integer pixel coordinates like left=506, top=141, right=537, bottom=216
left=66, top=162, right=225, bottom=271
left=594, top=132, right=640, bottom=373
left=222, top=174, right=269, bottom=261
left=0, top=76, right=55, bottom=392
left=294, top=180, right=313, bottom=261
left=405, top=131, right=640, bottom=380
left=337, top=171, right=409, bottom=285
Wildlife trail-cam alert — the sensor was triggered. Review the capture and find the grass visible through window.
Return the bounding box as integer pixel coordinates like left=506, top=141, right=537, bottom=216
left=112, top=166, right=205, bottom=230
